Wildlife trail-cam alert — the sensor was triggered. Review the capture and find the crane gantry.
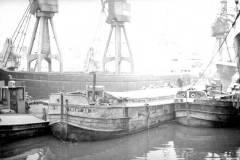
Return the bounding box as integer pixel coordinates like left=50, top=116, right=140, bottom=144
left=27, top=0, right=62, bottom=72
left=0, top=0, right=135, bottom=74
left=101, top=0, right=134, bottom=74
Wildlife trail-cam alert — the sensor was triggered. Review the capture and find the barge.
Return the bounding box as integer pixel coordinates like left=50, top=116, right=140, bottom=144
left=174, top=89, right=240, bottom=127
left=48, top=86, right=177, bottom=141
left=0, top=80, right=49, bottom=143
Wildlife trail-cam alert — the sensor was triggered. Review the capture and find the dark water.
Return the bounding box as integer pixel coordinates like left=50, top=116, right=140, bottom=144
left=1, top=121, right=240, bottom=160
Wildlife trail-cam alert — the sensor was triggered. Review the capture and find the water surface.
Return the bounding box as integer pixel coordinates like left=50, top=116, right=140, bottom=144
left=1, top=122, right=240, bottom=160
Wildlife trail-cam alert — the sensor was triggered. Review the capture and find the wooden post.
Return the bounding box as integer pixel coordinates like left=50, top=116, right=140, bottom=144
left=60, top=92, right=63, bottom=122
left=42, top=108, right=47, bottom=121
left=221, top=84, right=223, bottom=94
left=123, top=107, right=128, bottom=117
left=145, top=104, right=150, bottom=128
left=7, top=89, right=11, bottom=111
left=65, top=99, right=69, bottom=139
left=123, top=107, right=129, bottom=130
left=92, top=72, right=96, bottom=102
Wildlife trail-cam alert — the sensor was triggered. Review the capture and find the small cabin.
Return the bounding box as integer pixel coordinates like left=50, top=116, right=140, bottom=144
left=49, top=85, right=106, bottom=106
left=0, top=80, right=26, bottom=113
left=86, top=85, right=105, bottom=104
left=107, top=0, right=131, bottom=23
left=30, top=0, right=58, bottom=14
left=175, top=90, right=207, bottom=103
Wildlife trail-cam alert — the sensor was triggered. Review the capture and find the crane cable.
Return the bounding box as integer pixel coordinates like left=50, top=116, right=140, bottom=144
left=85, top=11, right=105, bottom=71
left=6, top=1, right=33, bottom=69
left=192, top=10, right=240, bottom=87
left=91, top=11, right=105, bottom=47
left=84, top=0, right=108, bottom=71
left=16, top=8, right=32, bottom=55
left=11, top=2, right=32, bottom=43
left=91, top=0, right=108, bottom=47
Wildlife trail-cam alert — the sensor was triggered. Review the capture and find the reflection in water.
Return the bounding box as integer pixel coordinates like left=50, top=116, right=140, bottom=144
left=1, top=122, right=240, bottom=160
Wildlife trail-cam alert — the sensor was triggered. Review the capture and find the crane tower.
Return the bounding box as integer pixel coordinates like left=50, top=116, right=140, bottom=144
left=27, top=0, right=62, bottom=72
left=102, top=0, right=134, bottom=74
left=211, top=0, right=233, bottom=61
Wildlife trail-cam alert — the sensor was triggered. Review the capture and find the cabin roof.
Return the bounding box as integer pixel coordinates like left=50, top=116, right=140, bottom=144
left=105, top=88, right=178, bottom=99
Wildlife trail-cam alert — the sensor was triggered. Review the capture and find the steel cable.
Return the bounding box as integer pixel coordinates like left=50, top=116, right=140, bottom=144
left=12, top=2, right=32, bottom=43
left=192, top=11, right=240, bottom=87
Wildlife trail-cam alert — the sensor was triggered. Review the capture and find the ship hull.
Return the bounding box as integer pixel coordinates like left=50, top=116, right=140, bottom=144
left=0, top=68, right=193, bottom=99
left=216, top=62, right=236, bottom=92
left=50, top=121, right=129, bottom=141
left=175, top=100, right=240, bottom=127
left=48, top=103, right=175, bottom=141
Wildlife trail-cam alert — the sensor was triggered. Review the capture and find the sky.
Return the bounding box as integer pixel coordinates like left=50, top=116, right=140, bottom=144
left=0, top=0, right=237, bottom=74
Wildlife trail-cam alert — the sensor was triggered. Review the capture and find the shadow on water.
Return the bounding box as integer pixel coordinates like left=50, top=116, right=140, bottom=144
left=1, top=121, right=240, bottom=160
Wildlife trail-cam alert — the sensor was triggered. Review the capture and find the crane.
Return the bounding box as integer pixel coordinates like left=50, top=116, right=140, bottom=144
left=211, top=0, right=234, bottom=62
left=0, top=38, right=20, bottom=70
left=27, top=0, right=62, bottom=72
left=101, top=0, right=134, bottom=74
left=0, top=1, right=33, bottom=70
left=83, top=47, right=100, bottom=72
left=0, top=0, right=63, bottom=72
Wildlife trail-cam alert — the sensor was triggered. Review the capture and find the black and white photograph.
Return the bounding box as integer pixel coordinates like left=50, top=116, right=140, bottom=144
left=1, top=0, right=240, bottom=159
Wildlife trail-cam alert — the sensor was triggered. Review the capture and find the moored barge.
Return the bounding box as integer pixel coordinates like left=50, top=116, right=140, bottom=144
left=174, top=89, right=240, bottom=127
left=48, top=86, right=177, bottom=141
left=0, top=80, right=49, bottom=143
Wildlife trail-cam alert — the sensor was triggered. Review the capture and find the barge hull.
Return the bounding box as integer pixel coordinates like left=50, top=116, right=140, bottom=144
left=49, top=103, right=175, bottom=141
left=176, top=116, right=238, bottom=128
left=175, top=102, right=240, bottom=127
left=50, top=113, right=174, bottom=141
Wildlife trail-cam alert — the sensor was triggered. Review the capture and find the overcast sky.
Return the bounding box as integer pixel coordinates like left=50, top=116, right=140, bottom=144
left=0, top=0, right=237, bottom=74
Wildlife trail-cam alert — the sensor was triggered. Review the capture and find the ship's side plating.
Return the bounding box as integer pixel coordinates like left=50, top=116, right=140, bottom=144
left=0, top=68, right=193, bottom=99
